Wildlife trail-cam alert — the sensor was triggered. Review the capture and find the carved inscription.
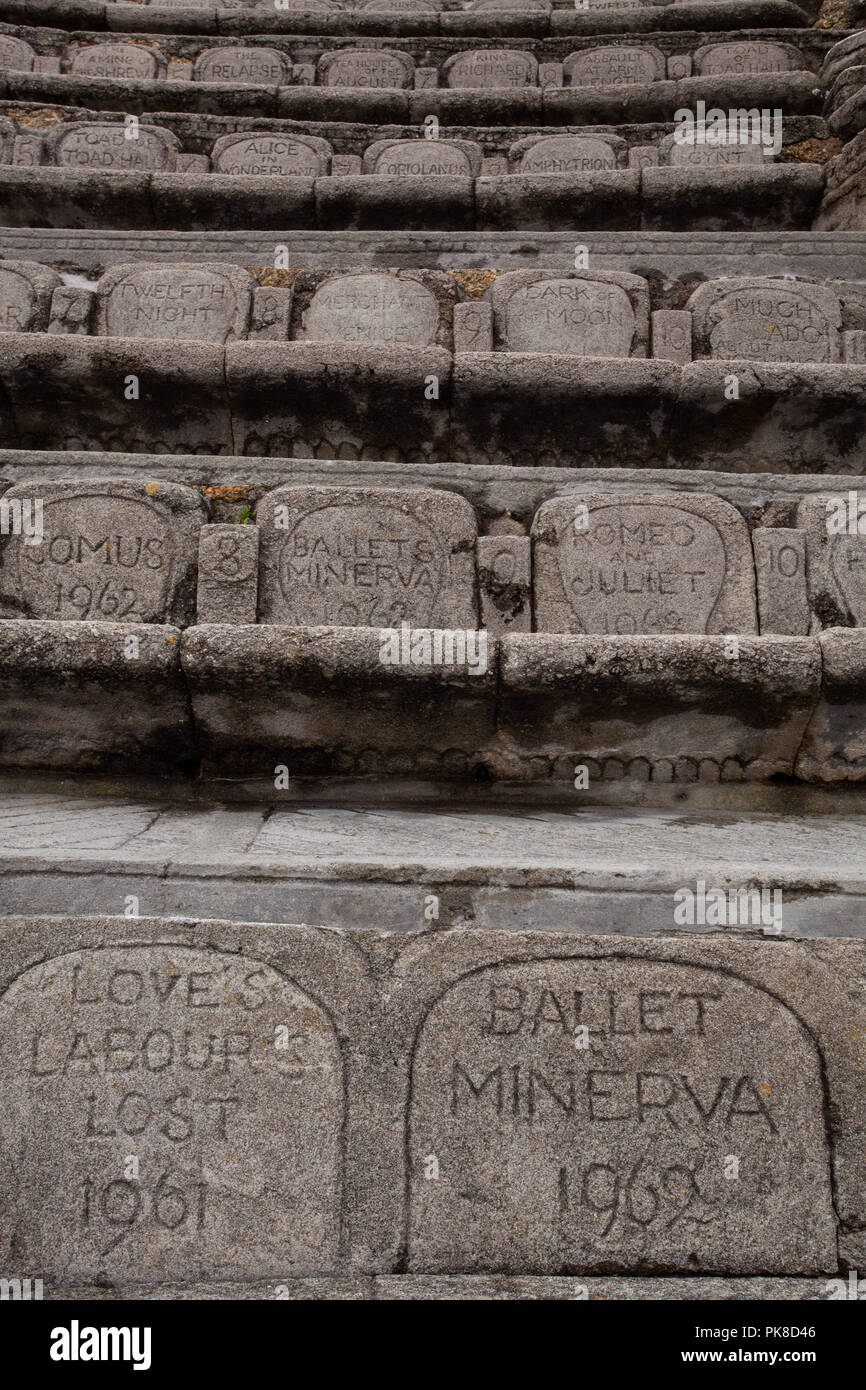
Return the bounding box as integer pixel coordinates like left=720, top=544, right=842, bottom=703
left=753, top=528, right=810, bottom=635
left=0, top=484, right=206, bottom=624
left=276, top=503, right=445, bottom=626
left=500, top=278, right=636, bottom=356
left=70, top=44, right=160, bottom=80
left=531, top=494, right=758, bottom=635
left=408, top=959, right=835, bottom=1272
left=51, top=124, right=176, bottom=172
left=16, top=497, right=172, bottom=622
left=664, top=134, right=766, bottom=168
left=553, top=503, right=723, bottom=633
left=797, top=495, right=866, bottom=627
left=98, top=267, right=249, bottom=343
left=0, top=266, right=42, bottom=331
left=0, top=36, right=36, bottom=71
left=370, top=140, right=473, bottom=177
left=445, top=51, right=536, bottom=89
left=715, top=291, right=836, bottom=361
left=300, top=273, right=439, bottom=346
left=830, top=538, right=866, bottom=622
left=0, top=947, right=342, bottom=1281
left=696, top=42, right=800, bottom=76
left=689, top=281, right=843, bottom=363
left=257, top=485, right=477, bottom=628
left=194, top=47, right=288, bottom=85
left=564, top=46, right=663, bottom=87
left=211, top=134, right=326, bottom=176
left=362, top=0, right=440, bottom=9
left=518, top=136, right=618, bottom=174
left=814, top=519, right=866, bottom=626
left=320, top=50, right=412, bottom=88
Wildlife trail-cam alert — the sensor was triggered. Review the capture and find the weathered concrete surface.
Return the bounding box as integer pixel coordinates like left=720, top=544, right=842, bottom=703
left=0, top=0, right=860, bottom=1305
left=530, top=492, right=758, bottom=635
left=255, top=483, right=477, bottom=627
left=1, top=317, right=864, bottom=465
left=0, top=165, right=825, bottom=233
left=0, top=333, right=233, bottom=454
left=223, top=341, right=454, bottom=464
left=408, top=956, right=833, bottom=1273
left=2, top=229, right=862, bottom=282
left=797, top=631, right=866, bottom=783
left=38, top=1276, right=847, bottom=1300
left=0, top=1, right=824, bottom=35
left=181, top=622, right=499, bottom=777
left=497, top=634, right=820, bottom=785
left=0, top=944, right=343, bottom=1281
left=0, top=621, right=190, bottom=773
left=2, top=794, right=866, bottom=937
left=0, top=916, right=858, bottom=1283
left=0, top=478, right=207, bottom=624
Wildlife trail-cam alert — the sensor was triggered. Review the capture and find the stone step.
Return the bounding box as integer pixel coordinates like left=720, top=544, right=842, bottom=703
left=1, top=447, right=863, bottom=499
left=0, top=0, right=860, bottom=1304
left=0, top=474, right=799, bottom=630
left=0, top=164, right=827, bottom=231
left=0, top=22, right=834, bottom=78
left=2, top=791, right=866, bottom=928
left=2, top=461, right=858, bottom=620
left=0, top=333, right=862, bottom=467
left=7, top=467, right=866, bottom=781
left=0, top=910, right=858, bottom=1280
left=0, top=66, right=826, bottom=125
left=0, top=619, right=864, bottom=784
left=7, top=263, right=864, bottom=359
left=0, top=0, right=821, bottom=38
left=1, top=109, right=833, bottom=178
left=1, top=225, right=862, bottom=277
